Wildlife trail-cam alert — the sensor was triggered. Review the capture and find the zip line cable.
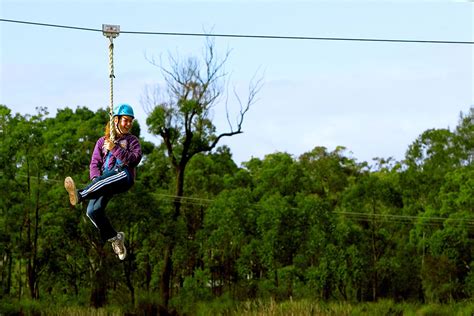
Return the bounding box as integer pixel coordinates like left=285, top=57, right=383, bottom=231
left=1, top=18, right=473, bottom=45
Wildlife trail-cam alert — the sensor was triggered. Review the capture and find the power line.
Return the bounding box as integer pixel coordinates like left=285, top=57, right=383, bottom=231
left=4, top=170, right=474, bottom=227
left=151, top=193, right=474, bottom=227
left=1, top=18, right=473, bottom=45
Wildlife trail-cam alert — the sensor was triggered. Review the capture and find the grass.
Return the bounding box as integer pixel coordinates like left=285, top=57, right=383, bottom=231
left=197, top=299, right=474, bottom=316
left=3, top=297, right=474, bottom=316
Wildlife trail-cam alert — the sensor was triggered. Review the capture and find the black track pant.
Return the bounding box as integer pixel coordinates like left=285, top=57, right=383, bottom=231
left=78, top=167, right=133, bottom=242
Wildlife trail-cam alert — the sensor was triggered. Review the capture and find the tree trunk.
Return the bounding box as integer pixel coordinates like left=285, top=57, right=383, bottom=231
left=145, top=255, right=152, bottom=291
left=29, top=173, right=41, bottom=299
left=371, top=201, right=378, bottom=301
left=90, top=246, right=107, bottom=308
left=123, top=229, right=135, bottom=305
left=124, top=245, right=135, bottom=305
left=90, top=269, right=107, bottom=308
left=4, top=249, right=12, bottom=295
left=27, top=259, right=37, bottom=299
left=160, top=245, right=173, bottom=307
left=160, top=166, right=185, bottom=308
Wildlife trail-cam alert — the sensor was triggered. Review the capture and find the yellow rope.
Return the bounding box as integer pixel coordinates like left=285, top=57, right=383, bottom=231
left=108, top=37, right=116, bottom=142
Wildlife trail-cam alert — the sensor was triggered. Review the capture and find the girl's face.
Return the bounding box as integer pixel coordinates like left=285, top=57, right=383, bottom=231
left=115, top=115, right=134, bottom=134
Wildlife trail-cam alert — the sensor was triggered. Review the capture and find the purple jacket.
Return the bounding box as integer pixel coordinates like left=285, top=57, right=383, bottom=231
left=89, top=134, right=142, bottom=180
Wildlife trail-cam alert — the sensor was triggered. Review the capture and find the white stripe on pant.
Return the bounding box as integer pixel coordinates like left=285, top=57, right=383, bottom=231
left=81, top=170, right=128, bottom=199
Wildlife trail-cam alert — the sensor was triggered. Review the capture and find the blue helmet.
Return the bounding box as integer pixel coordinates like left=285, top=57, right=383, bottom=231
left=113, top=103, right=134, bottom=118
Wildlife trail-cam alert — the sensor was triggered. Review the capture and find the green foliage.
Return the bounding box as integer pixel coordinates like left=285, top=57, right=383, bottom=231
left=171, top=268, right=213, bottom=314
left=1, top=103, right=474, bottom=313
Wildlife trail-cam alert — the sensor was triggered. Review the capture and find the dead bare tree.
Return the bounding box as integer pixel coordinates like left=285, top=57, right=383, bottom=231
left=143, top=37, right=263, bottom=308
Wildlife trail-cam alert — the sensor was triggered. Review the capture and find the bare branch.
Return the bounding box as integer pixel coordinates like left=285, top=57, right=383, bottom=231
left=141, top=84, right=162, bottom=115
left=204, top=73, right=263, bottom=153
left=224, top=72, right=233, bottom=132
left=143, top=36, right=263, bottom=161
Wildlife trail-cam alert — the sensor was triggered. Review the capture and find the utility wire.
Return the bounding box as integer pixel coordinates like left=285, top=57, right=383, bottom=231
left=4, top=171, right=474, bottom=227
left=5, top=170, right=474, bottom=227
left=2, top=171, right=470, bottom=223
left=152, top=193, right=474, bottom=227
left=1, top=18, right=473, bottom=45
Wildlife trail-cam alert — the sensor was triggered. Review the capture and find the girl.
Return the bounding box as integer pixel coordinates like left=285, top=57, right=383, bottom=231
left=64, top=103, right=142, bottom=260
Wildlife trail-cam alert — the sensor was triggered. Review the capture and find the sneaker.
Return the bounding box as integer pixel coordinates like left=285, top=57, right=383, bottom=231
left=110, top=232, right=127, bottom=260
left=64, top=177, right=79, bottom=206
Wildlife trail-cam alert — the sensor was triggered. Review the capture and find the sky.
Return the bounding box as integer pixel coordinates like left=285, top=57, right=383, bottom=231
left=1, top=1, right=473, bottom=166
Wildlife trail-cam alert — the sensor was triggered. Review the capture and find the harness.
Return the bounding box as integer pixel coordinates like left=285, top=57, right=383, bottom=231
left=104, top=151, right=123, bottom=172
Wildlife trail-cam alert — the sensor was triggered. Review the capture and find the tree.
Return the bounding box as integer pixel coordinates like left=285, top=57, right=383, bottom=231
left=145, top=38, right=262, bottom=308
left=341, top=170, right=404, bottom=301
left=453, top=106, right=474, bottom=166
left=415, top=165, right=474, bottom=302
left=403, top=107, right=473, bottom=302
left=10, top=107, right=49, bottom=300
left=0, top=105, right=27, bottom=298
left=202, top=188, right=255, bottom=298
left=298, top=146, right=359, bottom=202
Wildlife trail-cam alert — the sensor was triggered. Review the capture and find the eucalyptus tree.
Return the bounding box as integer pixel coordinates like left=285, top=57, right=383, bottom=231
left=412, top=108, right=473, bottom=302
left=454, top=107, right=474, bottom=165
left=0, top=105, right=27, bottom=297
left=296, top=147, right=362, bottom=301
left=12, top=107, right=50, bottom=300
left=144, top=39, right=262, bottom=307
left=340, top=170, right=404, bottom=301
left=0, top=106, right=60, bottom=299
left=404, top=107, right=473, bottom=302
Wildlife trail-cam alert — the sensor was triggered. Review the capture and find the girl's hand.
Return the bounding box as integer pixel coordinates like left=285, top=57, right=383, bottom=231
left=104, top=139, right=115, bottom=151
